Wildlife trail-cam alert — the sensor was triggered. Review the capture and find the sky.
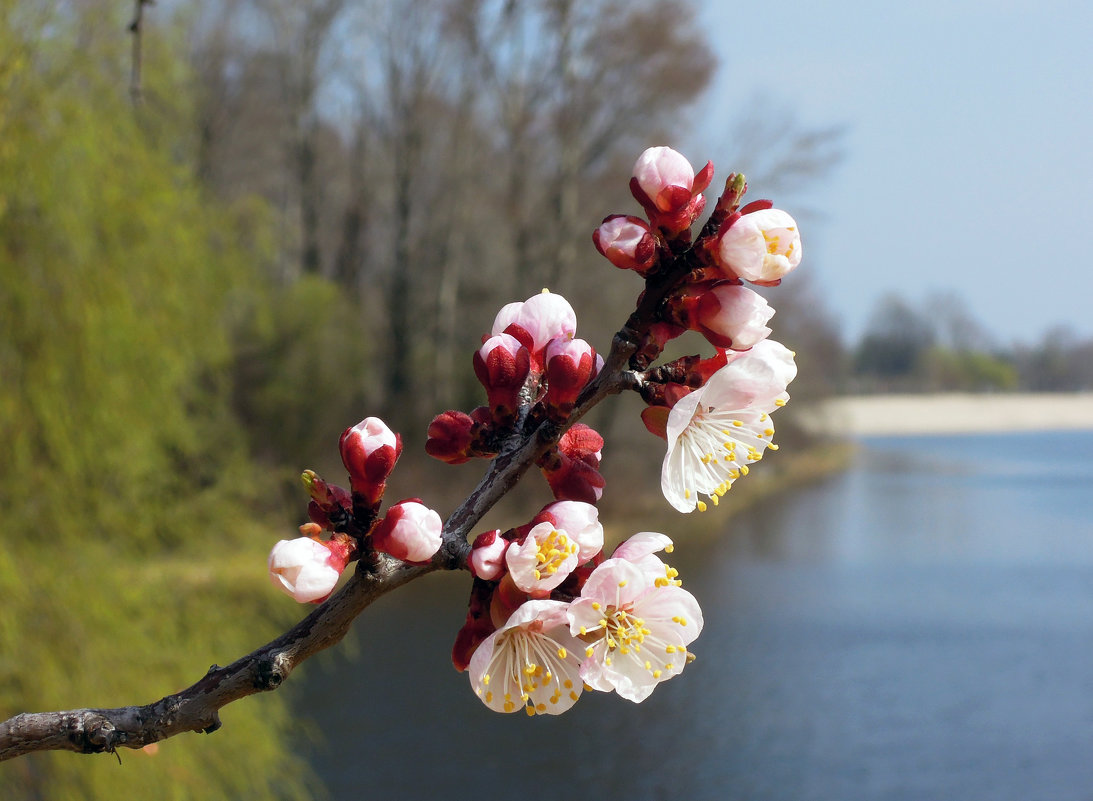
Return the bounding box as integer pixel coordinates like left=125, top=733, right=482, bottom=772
left=689, top=0, right=1093, bottom=346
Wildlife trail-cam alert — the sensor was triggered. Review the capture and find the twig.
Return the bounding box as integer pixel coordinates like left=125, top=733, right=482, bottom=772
left=128, top=0, right=153, bottom=106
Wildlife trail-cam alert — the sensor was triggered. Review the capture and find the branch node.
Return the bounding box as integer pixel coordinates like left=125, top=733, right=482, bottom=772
left=254, top=652, right=290, bottom=691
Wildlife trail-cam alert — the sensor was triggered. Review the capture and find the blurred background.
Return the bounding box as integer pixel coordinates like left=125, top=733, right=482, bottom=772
left=1, top=0, right=1090, bottom=798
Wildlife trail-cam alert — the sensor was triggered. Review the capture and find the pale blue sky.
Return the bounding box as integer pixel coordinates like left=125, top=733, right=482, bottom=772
left=691, top=0, right=1092, bottom=345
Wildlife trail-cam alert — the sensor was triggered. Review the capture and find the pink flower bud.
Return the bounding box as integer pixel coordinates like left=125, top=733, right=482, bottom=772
left=633, top=146, right=698, bottom=212
left=339, top=417, right=402, bottom=506
left=630, top=146, right=714, bottom=237
left=592, top=214, right=658, bottom=274
left=469, top=529, right=508, bottom=580
left=491, top=291, right=577, bottom=359
left=473, top=333, right=531, bottom=419
left=715, top=208, right=802, bottom=285
left=690, top=283, right=774, bottom=350
left=371, top=499, right=443, bottom=564
left=268, top=536, right=351, bottom=604
left=544, top=337, right=600, bottom=419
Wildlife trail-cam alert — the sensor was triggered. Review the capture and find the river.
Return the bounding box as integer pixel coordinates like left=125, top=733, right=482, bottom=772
left=296, top=430, right=1093, bottom=801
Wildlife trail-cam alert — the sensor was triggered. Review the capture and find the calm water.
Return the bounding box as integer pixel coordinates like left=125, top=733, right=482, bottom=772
left=296, top=430, right=1093, bottom=801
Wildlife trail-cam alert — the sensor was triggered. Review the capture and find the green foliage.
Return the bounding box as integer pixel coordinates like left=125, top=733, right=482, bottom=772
left=229, top=275, right=371, bottom=473
left=919, top=346, right=1018, bottom=392
left=0, top=5, right=318, bottom=798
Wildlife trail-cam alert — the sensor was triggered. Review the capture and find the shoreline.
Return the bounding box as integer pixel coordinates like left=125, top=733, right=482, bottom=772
left=799, top=392, right=1093, bottom=436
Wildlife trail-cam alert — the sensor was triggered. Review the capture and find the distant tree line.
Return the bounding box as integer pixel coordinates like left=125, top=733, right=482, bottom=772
left=848, top=293, right=1093, bottom=393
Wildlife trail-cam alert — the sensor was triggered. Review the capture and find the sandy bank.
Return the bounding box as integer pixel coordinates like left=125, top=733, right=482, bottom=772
left=799, top=392, right=1093, bottom=436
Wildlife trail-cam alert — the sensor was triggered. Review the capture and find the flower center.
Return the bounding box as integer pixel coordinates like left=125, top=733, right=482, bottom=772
left=532, top=529, right=578, bottom=581
left=476, top=627, right=580, bottom=715
left=678, top=407, right=777, bottom=511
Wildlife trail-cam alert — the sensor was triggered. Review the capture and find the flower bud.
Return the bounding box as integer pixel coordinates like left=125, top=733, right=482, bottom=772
left=683, top=283, right=774, bottom=350
left=714, top=207, right=802, bottom=285
left=539, top=424, right=605, bottom=503
left=629, top=146, right=713, bottom=237
left=371, top=499, right=443, bottom=564
left=452, top=578, right=498, bottom=672
left=473, top=333, right=531, bottom=420
left=268, top=536, right=352, bottom=604
left=592, top=214, right=658, bottom=274
left=425, top=409, right=477, bottom=464
left=491, top=291, right=577, bottom=362
left=543, top=337, right=600, bottom=420
left=301, top=470, right=352, bottom=530
left=469, top=529, right=508, bottom=580
left=339, top=417, right=402, bottom=507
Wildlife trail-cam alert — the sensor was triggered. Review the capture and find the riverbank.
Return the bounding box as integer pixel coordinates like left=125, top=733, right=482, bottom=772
left=799, top=392, right=1093, bottom=436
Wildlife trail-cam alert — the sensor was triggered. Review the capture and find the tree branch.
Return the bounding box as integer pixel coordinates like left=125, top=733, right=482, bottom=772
left=0, top=236, right=688, bottom=762
left=0, top=554, right=430, bottom=761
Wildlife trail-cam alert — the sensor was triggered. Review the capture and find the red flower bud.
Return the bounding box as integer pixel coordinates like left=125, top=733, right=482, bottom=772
left=543, top=337, right=600, bottom=420
left=473, top=333, right=531, bottom=421
left=339, top=417, right=402, bottom=508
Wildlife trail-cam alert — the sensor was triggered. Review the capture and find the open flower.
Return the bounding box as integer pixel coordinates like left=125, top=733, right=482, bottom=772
left=661, top=340, right=797, bottom=513
left=268, top=536, right=351, bottom=604
left=535, top=500, right=604, bottom=563
left=610, top=531, right=679, bottom=586
left=568, top=557, right=702, bottom=703
left=469, top=599, right=585, bottom=716
left=506, top=520, right=596, bottom=594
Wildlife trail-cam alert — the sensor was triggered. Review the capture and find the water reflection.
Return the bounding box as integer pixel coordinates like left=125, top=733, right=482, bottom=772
left=297, top=431, right=1093, bottom=801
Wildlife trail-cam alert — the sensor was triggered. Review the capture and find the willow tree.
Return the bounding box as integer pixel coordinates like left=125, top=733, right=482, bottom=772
left=0, top=4, right=313, bottom=798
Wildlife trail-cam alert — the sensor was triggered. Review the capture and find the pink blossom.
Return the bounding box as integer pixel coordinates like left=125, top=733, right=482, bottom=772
left=506, top=521, right=586, bottom=594
left=371, top=499, right=443, bottom=563
left=592, top=214, right=658, bottom=273
left=661, top=340, right=797, bottom=513
left=610, top=531, right=679, bottom=584
left=469, top=599, right=585, bottom=715
left=536, top=500, right=604, bottom=562
left=715, top=208, right=802, bottom=285
left=268, top=537, right=350, bottom=604
left=567, top=557, right=703, bottom=702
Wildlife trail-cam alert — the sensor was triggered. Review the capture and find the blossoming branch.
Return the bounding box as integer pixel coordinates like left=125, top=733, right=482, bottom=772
left=0, top=146, right=802, bottom=756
